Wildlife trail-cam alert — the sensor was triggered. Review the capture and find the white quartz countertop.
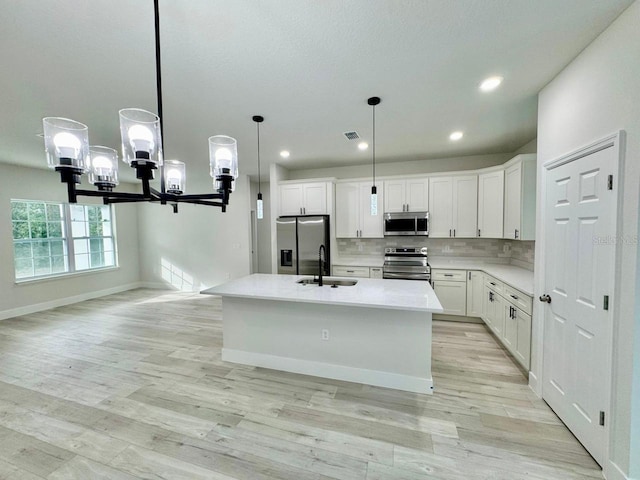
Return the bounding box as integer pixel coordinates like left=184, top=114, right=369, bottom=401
left=202, top=274, right=443, bottom=313
left=429, top=260, right=534, bottom=296
left=332, top=256, right=384, bottom=268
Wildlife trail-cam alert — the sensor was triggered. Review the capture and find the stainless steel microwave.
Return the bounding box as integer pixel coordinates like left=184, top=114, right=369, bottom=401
left=384, top=211, right=429, bottom=236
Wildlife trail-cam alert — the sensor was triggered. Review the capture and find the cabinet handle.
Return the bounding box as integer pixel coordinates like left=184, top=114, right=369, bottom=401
left=490, top=282, right=496, bottom=286
left=453, top=229, right=456, bottom=237
left=509, top=306, right=514, bottom=319
left=468, top=271, right=471, bottom=280
left=406, top=204, right=409, bottom=211
left=346, top=270, right=355, bottom=273
left=510, top=294, right=518, bottom=300
left=515, top=229, right=519, bottom=239
left=449, top=229, right=452, bottom=237
left=444, top=274, right=453, bottom=277
left=478, top=229, right=481, bottom=237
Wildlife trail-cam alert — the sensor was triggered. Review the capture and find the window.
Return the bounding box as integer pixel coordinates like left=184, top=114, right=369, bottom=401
left=11, top=200, right=116, bottom=281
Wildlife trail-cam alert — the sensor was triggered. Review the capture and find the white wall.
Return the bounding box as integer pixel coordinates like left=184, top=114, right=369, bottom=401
left=286, top=152, right=512, bottom=180
left=0, top=163, right=141, bottom=319
left=250, top=180, right=272, bottom=273
left=537, top=2, right=639, bottom=477
left=137, top=174, right=252, bottom=291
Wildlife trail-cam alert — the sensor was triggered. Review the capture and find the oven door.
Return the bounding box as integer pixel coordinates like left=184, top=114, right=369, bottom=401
left=382, top=271, right=430, bottom=281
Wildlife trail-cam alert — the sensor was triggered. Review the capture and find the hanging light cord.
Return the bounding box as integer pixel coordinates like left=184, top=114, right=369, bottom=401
left=153, top=0, right=165, bottom=194
left=257, top=121, right=261, bottom=195
left=372, top=103, right=376, bottom=188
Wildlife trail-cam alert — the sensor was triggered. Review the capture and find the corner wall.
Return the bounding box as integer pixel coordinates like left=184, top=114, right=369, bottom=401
left=536, top=2, right=640, bottom=477
left=0, top=163, right=141, bottom=319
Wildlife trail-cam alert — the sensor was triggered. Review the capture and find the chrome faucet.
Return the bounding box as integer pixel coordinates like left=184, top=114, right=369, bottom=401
left=318, top=244, right=326, bottom=286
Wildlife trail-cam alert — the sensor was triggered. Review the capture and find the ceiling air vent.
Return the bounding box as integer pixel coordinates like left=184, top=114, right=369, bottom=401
left=343, top=131, right=360, bottom=141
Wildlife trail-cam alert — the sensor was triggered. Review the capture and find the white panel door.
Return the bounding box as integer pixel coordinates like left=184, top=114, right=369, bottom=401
left=384, top=180, right=405, bottom=213
left=406, top=178, right=429, bottom=212
left=303, top=183, right=327, bottom=215
left=542, top=147, right=616, bottom=466
left=452, top=175, right=478, bottom=238
left=478, top=170, right=504, bottom=238
left=504, top=163, right=522, bottom=239
left=428, top=177, right=453, bottom=238
left=335, top=183, right=359, bottom=238
left=466, top=271, right=484, bottom=318
left=279, top=184, right=303, bottom=216
left=432, top=280, right=466, bottom=316
left=360, top=183, right=384, bottom=238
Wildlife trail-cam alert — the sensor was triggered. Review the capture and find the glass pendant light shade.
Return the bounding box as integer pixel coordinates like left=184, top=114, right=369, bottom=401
left=88, top=146, right=119, bottom=189
left=43, top=117, right=89, bottom=171
left=209, top=135, right=238, bottom=191
left=257, top=193, right=264, bottom=219
left=371, top=185, right=378, bottom=216
left=119, top=108, right=162, bottom=167
left=165, top=160, right=186, bottom=194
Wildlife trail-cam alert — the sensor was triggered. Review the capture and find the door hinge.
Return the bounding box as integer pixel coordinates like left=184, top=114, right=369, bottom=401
left=604, top=295, right=609, bottom=311
left=599, top=411, right=605, bottom=426
left=607, top=175, right=613, bottom=190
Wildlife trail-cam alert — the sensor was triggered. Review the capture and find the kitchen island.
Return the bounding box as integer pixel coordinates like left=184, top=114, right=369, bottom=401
left=202, top=274, right=442, bottom=393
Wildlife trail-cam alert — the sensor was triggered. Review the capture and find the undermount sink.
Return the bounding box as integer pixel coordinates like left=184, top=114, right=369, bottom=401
left=297, top=277, right=358, bottom=287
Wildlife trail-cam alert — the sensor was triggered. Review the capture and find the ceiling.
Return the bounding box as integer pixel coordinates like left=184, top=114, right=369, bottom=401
left=0, top=0, right=633, bottom=184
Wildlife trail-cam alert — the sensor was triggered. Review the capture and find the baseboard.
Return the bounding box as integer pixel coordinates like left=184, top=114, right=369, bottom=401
left=528, top=371, right=542, bottom=397
left=605, top=461, right=632, bottom=480
left=222, top=348, right=434, bottom=394
left=433, top=313, right=483, bottom=324
left=138, top=281, right=175, bottom=290
left=0, top=282, right=142, bottom=321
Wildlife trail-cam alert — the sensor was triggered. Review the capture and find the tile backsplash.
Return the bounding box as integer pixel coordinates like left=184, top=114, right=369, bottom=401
left=337, top=238, right=535, bottom=270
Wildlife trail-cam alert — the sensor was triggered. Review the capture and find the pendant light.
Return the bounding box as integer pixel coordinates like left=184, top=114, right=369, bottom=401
left=367, top=96, right=381, bottom=216
left=253, top=115, right=264, bottom=219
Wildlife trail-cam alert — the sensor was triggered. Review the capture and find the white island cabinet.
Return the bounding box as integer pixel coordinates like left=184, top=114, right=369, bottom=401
left=203, top=274, right=442, bottom=394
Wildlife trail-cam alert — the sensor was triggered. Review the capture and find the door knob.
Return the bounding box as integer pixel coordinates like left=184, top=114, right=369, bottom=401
left=539, top=294, right=552, bottom=304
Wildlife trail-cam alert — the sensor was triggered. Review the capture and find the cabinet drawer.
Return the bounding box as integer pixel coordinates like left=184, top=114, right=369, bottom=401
left=484, top=275, right=504, bottom=294
left=504, top=284, right=532, bottom=315
left=432, top=269, right=466, bottom=282
left=332, top=266, right=370, bottom=278
left=369, top=267, right=383, bottom=279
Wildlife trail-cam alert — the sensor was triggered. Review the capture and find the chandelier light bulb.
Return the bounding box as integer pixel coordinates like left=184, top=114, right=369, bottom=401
left=215, top=147, right=232, bottom=164
left=53, top=132, right=82, bottom=160
left=128, top=124, right=155, bottom=156
left=91, top=155, right=113, bottom=171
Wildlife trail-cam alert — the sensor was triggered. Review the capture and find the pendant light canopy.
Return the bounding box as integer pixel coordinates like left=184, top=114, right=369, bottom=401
left=368, top=96, right=381, bottom=216
left=253, top=115, right=264, bottom=220
left=42, top=0, right=238, bottom=213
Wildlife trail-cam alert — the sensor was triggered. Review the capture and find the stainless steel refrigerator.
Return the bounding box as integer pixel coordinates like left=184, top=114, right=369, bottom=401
left=277, top=215, right=330, bottom=275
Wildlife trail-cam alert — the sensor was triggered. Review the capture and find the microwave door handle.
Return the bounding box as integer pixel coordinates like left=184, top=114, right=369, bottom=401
left=415, top=218, right=418, bottom=235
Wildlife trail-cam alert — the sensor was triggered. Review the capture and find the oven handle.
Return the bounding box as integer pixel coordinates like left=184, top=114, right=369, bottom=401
left=382, top=272, right=430, bottom=280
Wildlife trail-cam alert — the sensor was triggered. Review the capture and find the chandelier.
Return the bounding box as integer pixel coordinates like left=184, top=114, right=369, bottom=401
left=42, top=0, right=238, bottom=213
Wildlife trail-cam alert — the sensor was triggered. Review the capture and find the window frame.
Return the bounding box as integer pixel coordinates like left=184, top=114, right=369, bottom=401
left=11, top=199, right=119, bottom=283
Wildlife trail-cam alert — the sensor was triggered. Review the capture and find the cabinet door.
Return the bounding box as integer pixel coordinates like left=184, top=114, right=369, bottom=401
left=303, top=183, right=327, bottom=215
left=369, top=267, right=383, bottom=279
left=279, top=184, right=304, bottom=216
left=482, top=285, right=493, bottom=327
left=503, top=303, right=517, bottom=352
left=433, top=280, right=467, bottom=316
left=491, top=293, right=505, bottom=338
left=504, top=163, right=522, bottom=239
left=359, top=183, right=384, bottom=238
left=428, top=177, right=453, bottom=238
left=515, top=309, right=531, bottom=370
left=383, top=180, right=405, bottom=213
left=466, top=271, right=484, bottom=318
left=452, top=175, right=478, bottom=237
left=406, top=178, right=429, bottom=212
left=478, top=170, right=504, bottom=238
left=335, top=183, right=359, bottom=238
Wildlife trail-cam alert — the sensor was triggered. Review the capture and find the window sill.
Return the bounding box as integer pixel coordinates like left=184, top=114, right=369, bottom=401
left=14, top=266, right=121, bottom=286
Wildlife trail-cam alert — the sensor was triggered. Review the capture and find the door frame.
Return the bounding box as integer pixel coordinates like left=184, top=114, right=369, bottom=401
left=531, top=131, right=624, bottom=467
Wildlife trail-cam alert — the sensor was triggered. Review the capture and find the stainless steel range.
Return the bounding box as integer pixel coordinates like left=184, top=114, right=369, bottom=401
left=383, top=247, right=431, bottom=282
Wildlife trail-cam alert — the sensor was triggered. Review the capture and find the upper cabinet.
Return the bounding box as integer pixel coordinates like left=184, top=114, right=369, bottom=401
left=478, top=170, right=504, bottom=238
left=503, top=154, right=536, bottom=240
left=279, top=181, right=329, bottom=216
left=335, top=181, right=384, bottom=238
left=428, top=175, right=478, bottom=238
left=383, top=178, right=429, bottom=213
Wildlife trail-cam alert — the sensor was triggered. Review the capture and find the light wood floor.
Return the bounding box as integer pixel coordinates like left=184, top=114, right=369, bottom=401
left=0, top=289, right=602, bottom=479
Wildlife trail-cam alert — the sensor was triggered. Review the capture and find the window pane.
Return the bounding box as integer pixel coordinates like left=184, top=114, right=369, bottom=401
left=88, top=206, right=100, bottom=222
left=90, top=252, right=105, bottom=268
left=12, top=222, right=29, bottom=239
left=33, top=240, right=50, bottom=257
left=48, top=221, right=63, bottom=238
left=11, top=202, right=28, bottom=221
left=34, top=256, right=51, bottom=276
left=51, top=256, right=67, bottom=274
left=102, top=238, right=114, bottom=252
left=71, top=221, right=87, bottom=237
left=46, top=204, right=63, bottom=221
left=50, top=240, right=65, bottom=256
left=70, top=205, right=86, bottom=222
left=30, top=222, right=48, bottom=238
left=75, top=253, right=89, bottom=271
left=74, top=238, right=88, bottom=254
left=89, top=238, right=103, bottom=253
left=101, top=221, right=112, bottom=237
left=99, top=206, right=111, bottom=222
left=27, top=202, right=46, bottom=221
left=14, top=242, right=32, bottom=259
left=89, top=222, right=103, bottom=237
left=104, top=251, right=115, bottom=266
left=15, top=258, right=34, bottom=278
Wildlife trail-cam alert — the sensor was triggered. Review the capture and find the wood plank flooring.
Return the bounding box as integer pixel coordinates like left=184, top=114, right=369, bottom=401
left=0, top=289, right=603, bottom=479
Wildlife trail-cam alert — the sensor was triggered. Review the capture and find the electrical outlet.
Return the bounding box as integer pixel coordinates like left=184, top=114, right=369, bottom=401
left=321, top=329, right=330, bottom=341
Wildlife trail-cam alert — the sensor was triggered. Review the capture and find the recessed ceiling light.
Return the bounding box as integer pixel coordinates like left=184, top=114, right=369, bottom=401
left=358, top=142, right=368, bottom=151
left=449, top=131, right=463, bottom=141
left=280, top=150, right=290, bottom=158
left=480, top=76, right=503, bottom=92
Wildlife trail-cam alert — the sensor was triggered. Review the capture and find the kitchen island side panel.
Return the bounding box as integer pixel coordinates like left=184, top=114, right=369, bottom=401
left=220, top=297, right=433, bottom=393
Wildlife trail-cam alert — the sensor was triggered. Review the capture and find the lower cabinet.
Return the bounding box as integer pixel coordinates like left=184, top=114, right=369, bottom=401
left=466, top=271, right=484, bottom=318
left=369, top=267, right=383, bottom=279
left=332, top=265, right=370, bottom=278
left=432, top=280, right=467, bottom=316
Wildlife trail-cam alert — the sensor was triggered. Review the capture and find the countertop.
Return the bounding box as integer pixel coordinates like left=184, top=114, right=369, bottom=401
left=332, top=256, right=384, bottom=268
left=429, top=259, right=534, bottom=296
left=202, top=273, right=443, bottom=313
